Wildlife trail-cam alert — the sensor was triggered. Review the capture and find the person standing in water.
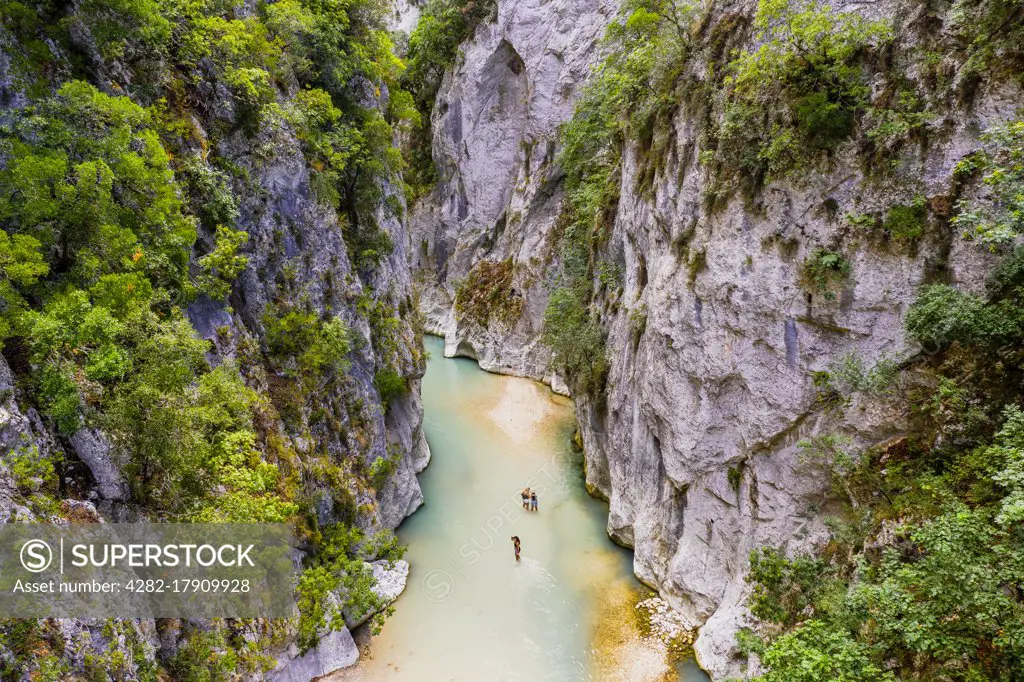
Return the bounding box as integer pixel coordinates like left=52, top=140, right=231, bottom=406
left=511, top=536, right=521, bottom=561
left=530, top=491, right=538, bottom=512
left=521, top=487, right=530, bottom=510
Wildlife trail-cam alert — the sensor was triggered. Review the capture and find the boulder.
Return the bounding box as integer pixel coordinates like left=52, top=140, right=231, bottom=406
left=267, top=628, right=359, bottom=682
left=370, top=559, right=410, bottom=603
left=344, top=559, right=410, bottom=628
left=69, top=428, right=128, bottom=501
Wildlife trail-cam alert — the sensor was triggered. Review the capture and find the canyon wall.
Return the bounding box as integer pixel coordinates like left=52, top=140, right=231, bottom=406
left=0, top=3, right=426, bottom=676
left=411, top=0, right=617, bottom=390
left=407, top=0, right=1022, bottom=678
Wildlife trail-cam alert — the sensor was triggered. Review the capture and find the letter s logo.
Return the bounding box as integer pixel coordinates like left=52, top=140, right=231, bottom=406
left=20, top=540, right=52, bottom=573
left=421, top=570, right=454, bottom=603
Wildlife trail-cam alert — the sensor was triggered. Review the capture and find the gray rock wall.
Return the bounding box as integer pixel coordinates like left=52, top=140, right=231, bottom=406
left=407, top=0, right=1024, bottom=678
left=197, top=109, right=429, bottom=534
left=411, top=0, right=617, bottom=388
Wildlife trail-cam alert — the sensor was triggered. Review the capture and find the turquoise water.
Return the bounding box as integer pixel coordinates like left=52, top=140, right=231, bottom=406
left=348, top=336, right=709, bottom=681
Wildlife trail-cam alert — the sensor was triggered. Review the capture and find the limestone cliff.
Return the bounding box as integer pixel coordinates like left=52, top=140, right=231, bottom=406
left=411, top=0, right=617, bottom=389
left=0, top=1, right=425, bottom=677
left=406, top=0, right=1023, bottom=678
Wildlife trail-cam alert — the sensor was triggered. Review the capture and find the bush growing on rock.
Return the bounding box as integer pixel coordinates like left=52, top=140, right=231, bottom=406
left=951, top=120, right=1024, bottom=248
left=296, top=524, right=398, bottom=651
left=746, top=245, right=1024, bottom=679
left=717, top=0, right=890, bottom=180
left=799, top=248, right=851, bottom=301
left=374, top=366, right=408, bottom=409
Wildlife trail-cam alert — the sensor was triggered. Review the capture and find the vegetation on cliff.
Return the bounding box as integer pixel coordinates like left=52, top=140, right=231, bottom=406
left=0, top=0, right=418, bottom=676
left=454, top=258, right=524, bottom=328
left=741, top=123, right=1024, bottom=682
left=743, top=243, right=1024, bottom=680
left=543, top=0, right=1024, bottom=679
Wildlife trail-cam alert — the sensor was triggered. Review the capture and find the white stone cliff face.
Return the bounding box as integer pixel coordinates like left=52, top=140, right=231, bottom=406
left=406, top=0, right=1023, bottom=678
left=388, top=0, right=423, bottom=34
left=410, top=0, right=617, bottom=390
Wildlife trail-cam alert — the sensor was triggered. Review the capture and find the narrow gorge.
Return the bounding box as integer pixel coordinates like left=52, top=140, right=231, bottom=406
left=1, top=0, right=1023, bottom=680
left=406, top=0, right=1024, bottom=679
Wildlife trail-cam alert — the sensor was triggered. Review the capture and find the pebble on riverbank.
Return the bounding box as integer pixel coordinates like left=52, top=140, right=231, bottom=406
left=634, top=595, right=696, bottom=660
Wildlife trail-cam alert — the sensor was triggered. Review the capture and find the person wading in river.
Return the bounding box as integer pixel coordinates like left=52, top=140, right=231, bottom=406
left=511, top=536, right=521, bottom=561
left=521, top=487, right=530, bottom=510
left=530, top=491, right=538, bottom=512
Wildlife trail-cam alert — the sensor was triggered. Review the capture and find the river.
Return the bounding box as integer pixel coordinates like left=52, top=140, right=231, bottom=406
left=343, top=336, right=709, bottom=681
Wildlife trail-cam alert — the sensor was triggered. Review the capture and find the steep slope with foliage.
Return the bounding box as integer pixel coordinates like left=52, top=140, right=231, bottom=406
left=741, top=128, right=1024, bottom=680
left=406, top=0, right=1024, bottom=678
left=0, top=0, right=427, bottom=678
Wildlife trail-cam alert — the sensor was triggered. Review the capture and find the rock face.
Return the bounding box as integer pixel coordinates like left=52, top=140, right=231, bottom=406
left=68, top=428, right=128, bottom=501
left=411, top=0, right=618, bottom=384
left=267, top=628, right=360, bottom=682
left=204, top=111, right=429, bottom=533
left=407, top=0, right=1023, bottom=678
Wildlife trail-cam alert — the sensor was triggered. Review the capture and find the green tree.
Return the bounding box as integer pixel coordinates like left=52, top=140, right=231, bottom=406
left=753, top=621, right=895, bottom=682
left=951, top=120, right=1024, bottom=247
left=718, top=0, right=890, bottom=178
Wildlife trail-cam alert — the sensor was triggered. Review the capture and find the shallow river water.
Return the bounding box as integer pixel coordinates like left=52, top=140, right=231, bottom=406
left=345, top=336, right=709, bottom=681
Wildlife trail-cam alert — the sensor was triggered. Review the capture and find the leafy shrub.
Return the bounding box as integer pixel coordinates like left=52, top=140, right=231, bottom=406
left=196, top=226, right=249, bottom=301
left=881, top=198, right=928, bottom=243
left=178, top=157, right=240, bottom=231
left=369, top=445, right=402, bottom=489
left=374, top=367, right=408, bottom=409
left=753, top=621, right=895, bottom=682
left=951, top=120, right=1024, bottom=247
left=7, top=445, right=56, bottom=491
left=75, top=0, right=172, bottom=62
left=296, top=523, right=401, bottom=651
left=264, top=307, right=352, bottom=380
left=5, top=445, right=61, bottom=517
left=717, top=0, right=890, bottom=180
left=799, top=248, right=851, bottom=300
left=747, top=548, right=831, bottom=627
left=361, top=295, right=404, bottom=368
left=168, top=627, right=240, bottom=682
left=820, top=353, right=899, bottom=400
left=0, top=230, right=48, bottom=347
left=905, top=284, right=1022, bottom=350
left=0, top=620, right=72, bottom=682
left=0, top=80, right=197, bottom=296
left=629, top=305, right=648, bottom=348
left=541, top=286, right=609, bottom=397
left=863, top=90, right=935, bottom=155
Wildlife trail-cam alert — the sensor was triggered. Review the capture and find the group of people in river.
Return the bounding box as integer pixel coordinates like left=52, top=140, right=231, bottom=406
left=511, top=487, right=539, bottom=561
left=521, top=487, right=539, bottom=512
